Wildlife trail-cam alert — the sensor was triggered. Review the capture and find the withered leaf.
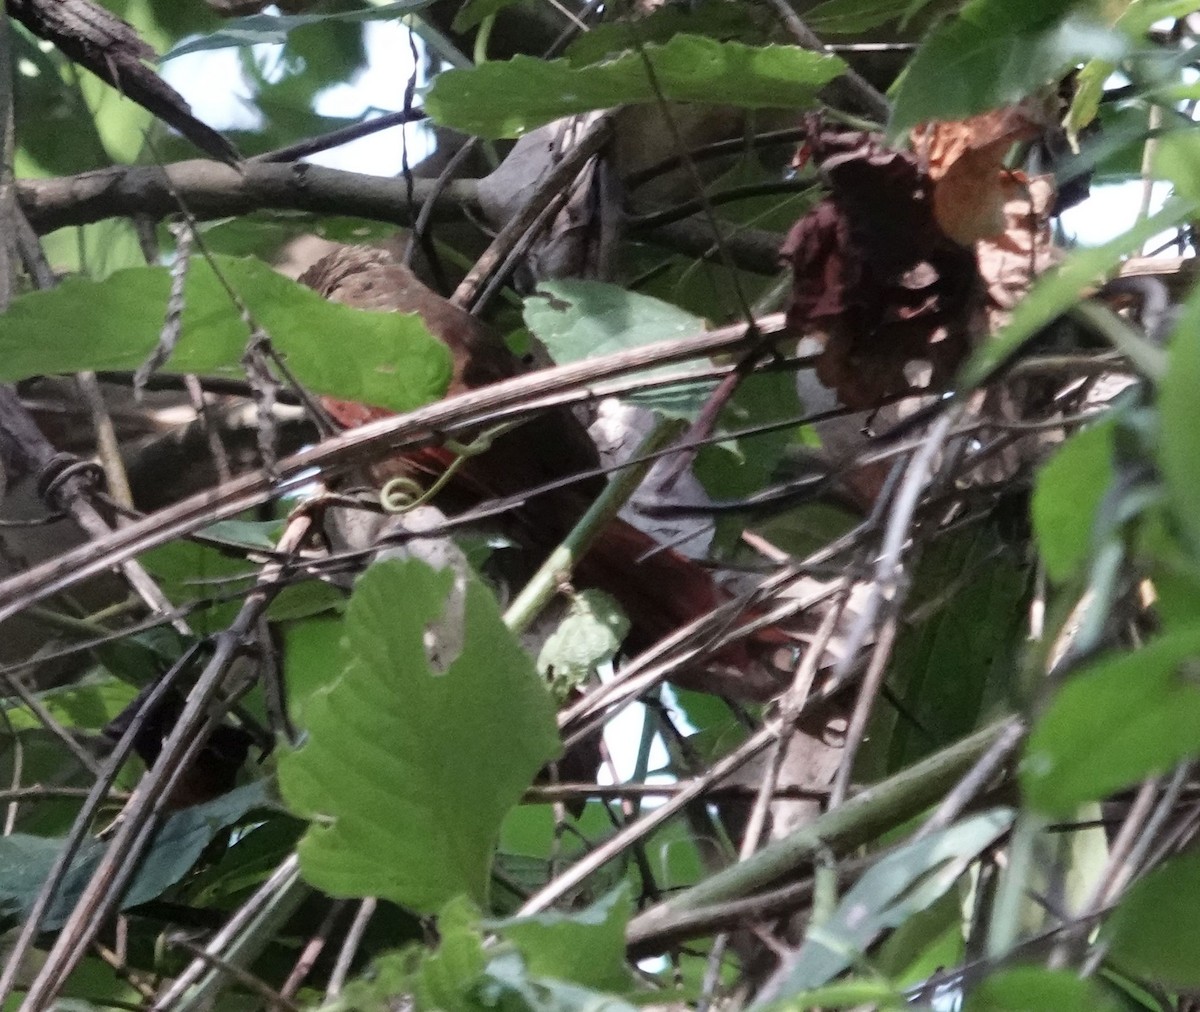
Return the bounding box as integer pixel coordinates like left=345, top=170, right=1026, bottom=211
left=914, top=99, right=1056, bottom=245
left=782, top=120, right=980, bottom=410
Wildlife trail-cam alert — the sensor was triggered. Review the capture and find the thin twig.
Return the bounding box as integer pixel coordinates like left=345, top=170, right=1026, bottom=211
left=166, top=936, right=300, bottom=1012
left=503, top=419, right=682, bottom=633
left=325, top=898, right=377, bottom=1000
left=16, top=515, right=318, bottom=1008
left=760, top=0, right=890, bottom=122
left=627, top=720, right=1014, bottom=946
left=451, top=115, right=614, bottom=310
left=0, top=643, right=203, bottom=1003
left=153, top=853, right=304, bottom=1009
left=280, top=900, right=346, bottom=1001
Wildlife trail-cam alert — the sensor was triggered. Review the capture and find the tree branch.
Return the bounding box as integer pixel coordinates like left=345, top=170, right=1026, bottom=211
left=16, top=160, right=481, bottom=235
left=15, top=160, right=787, bottom=275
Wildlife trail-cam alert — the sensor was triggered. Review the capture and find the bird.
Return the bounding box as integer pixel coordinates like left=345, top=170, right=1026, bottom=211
left=299, top=245, right=792, bottom=701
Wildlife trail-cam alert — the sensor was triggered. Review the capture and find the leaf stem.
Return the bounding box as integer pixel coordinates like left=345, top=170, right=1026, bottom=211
left=626, top=718, right=1020, bottom=946
left=503, top=418, right=684, bottom=635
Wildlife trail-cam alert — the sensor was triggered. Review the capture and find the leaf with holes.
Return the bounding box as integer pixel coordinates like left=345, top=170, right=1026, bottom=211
left=278, top=558, right=561, bottom=912
left=537, top=590, right=629, bottom=697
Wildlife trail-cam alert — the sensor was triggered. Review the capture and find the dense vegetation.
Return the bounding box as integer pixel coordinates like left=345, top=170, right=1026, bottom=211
left=0, top=0, right=1197, bottom=1008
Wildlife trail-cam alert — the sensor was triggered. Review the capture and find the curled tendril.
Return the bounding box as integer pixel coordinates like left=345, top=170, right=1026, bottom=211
left=377, top=421, right=524, bottom=515
left=380, top=476, right=428, bottom=513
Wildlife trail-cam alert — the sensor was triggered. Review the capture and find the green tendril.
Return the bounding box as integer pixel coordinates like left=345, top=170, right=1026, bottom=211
left=379, top=420, right=524, bottom=514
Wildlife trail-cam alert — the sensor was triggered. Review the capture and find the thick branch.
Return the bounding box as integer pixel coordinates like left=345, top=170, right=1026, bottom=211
left=15, top=161, right=787, bottom=274
left=16, top=160, right=481, bottom=234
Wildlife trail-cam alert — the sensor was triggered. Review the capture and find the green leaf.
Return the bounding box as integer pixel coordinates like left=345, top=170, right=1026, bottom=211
left=875, top=891, right=964, bottom=986
left=890, top=0, right=1125, bottom=136
left=565, top=4, right=767, bottom=66
left=765, top=979, right=907, bottom=1010
left=0, top=256, right=452, bottom=414
left=416, top=898, right=490, bottom=1010
left=452, top=0, right=522, bottom=32
left=424, top=36, right=845, bottom=139
left=278, top=558, right=561, bottom=912
left=1106, top=850, right=1200, bottom=989
left=325, top=951, right=417, bottom=1012
left=2, top=678, right=139, bottom=733
left=282, top=615, right=346, bottom=732
left=536, top=590, right=630, bottom=696
left=200, top=519, right=281, bottom=551
left=267, top=580, right=347, bottom=622
left=964, top=967, right=1121, bottom=1011
left=693, top=368, right=803, bottom=500
left=805, top=0, right=914, bottom=34
left=161, top=1, right=437, bottom=60
left=763, top=810, right=1013, bottom=996
left=875, top=526, right=1027, bottom=774
left=489, top=885, right=635, bottom=992
left=0, top=781, right=273, bottom=930
left=140, top=538, right=254, bottom=633
left=1023, top=627, right=1200, bottom=814
left=957, top=199, right=1196, bottom=391
left=524, top=279, right=714, bottom=419
left=1033, top=420, right=1116, bottom=582
left=1155, top=129, right=1200, bottom=204
left=480, top=952, right=641, bottom=1012
left=1065, top=57, right=1113, bottom=139
left=1160, top=264, right=1200, bottom=559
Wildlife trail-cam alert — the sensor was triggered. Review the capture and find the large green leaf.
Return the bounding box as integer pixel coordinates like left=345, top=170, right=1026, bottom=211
left=1023, top=627, right=1200, bottom=814
left=1106, top=850, right=1200, bottom=989
left=424, top=36, right=844, bottom=139
left=1033, top=420, right=1116, bottom=582
left=758, top=809, right=1013, bottom=999
left=963, top=967, right=1120, bottom=1011
left=0, top=256, right=452, bottom=413
left=1160, top=273, right=1200, bottom=558
left=278, top=558, right=561, bottom=912
left=890, top=0, right=1125, bottom=135
left=524, top=279, right=713, bottom=418
left=489, top=885, right=635, bottom=992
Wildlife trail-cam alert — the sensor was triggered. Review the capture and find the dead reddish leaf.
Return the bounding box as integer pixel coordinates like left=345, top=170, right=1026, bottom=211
left=781, top=119, right=981, bottom=410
